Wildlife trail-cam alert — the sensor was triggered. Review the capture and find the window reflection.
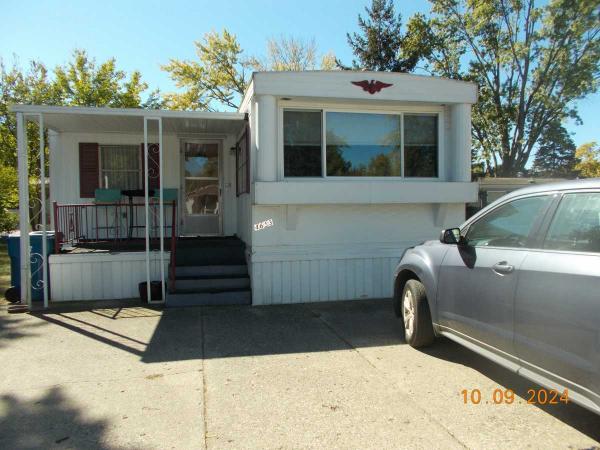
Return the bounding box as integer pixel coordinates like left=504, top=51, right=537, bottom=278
left=326, top=112, right=402, bottom=177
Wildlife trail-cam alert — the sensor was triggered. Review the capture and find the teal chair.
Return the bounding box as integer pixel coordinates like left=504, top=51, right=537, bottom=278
left=151, top=188, right=178, bottom=203
left=94, top=188, right=122, bottom=203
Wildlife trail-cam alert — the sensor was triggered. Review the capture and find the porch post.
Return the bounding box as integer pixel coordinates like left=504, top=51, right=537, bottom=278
left=38, top=114, right=49, bottom=309
left=143, top=118, right=151, bottom=303
left=16, top=112, right=31, bottom=309
left=158, top=118, right=165, bottom=301
left=143, top=116, right=165, bottom=304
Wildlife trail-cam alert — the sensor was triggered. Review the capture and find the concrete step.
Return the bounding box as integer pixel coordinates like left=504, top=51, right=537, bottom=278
left=175, top=277, right=250, bottom=292
left=166, top=290, right=251, bottom=307
left=174, top=265, right=248, bottom=278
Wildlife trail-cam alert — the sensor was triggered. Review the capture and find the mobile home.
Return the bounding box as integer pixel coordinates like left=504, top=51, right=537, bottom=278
left=11, top=71, right=478, bottom=308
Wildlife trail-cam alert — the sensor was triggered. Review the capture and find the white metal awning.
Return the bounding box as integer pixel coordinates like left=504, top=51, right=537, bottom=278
left=9, top=104, right=246, bottom=134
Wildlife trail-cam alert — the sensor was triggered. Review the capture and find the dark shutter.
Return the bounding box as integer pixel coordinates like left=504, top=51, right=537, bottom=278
left=140, top=143, right=160, bottom=190
left=79, top=142, right=99, bottom=198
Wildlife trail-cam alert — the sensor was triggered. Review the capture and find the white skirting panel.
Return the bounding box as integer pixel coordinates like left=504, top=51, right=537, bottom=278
left=250, top=251, right=404, bottom=305
left=49, top=252, right=169, bottom=301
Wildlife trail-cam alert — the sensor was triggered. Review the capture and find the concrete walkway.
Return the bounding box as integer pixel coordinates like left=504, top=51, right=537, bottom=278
left=0, top=300, right=598, bottom=449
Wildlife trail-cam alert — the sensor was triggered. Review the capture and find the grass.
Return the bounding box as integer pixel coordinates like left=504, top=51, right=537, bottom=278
left=0, top=242, right=11, bottom=304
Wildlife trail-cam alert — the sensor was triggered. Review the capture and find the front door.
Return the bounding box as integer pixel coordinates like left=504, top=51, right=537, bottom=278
left=181, top=141, right=221, bottom=235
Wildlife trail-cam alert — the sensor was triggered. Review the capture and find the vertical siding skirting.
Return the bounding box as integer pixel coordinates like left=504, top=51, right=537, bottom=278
left=49, top=252, right=169, bottom=301
left=250, top=256, right=401, bottom=305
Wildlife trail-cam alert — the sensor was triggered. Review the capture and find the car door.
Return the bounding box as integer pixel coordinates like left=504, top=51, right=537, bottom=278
left=514, top=191, right=600, bottom=406
left=437, top=194, right=553, bottom=357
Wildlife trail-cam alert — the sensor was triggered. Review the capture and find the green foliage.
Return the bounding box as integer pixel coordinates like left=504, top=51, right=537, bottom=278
left=420, top=0, right=600, bottom=176
left=575, top=141, right=600, bottom=178
left=0, top=165, right=18, bottom=232
left=162, top=30, right=247, bottom=111
left=0, top=51, right=157, bottom=230
left=163, top=31, right=336, bottom=111
left=531, top=120, right=577, bottom=178
left=53, top=50, right=152, bottom=108
left=341, top=0, right=431, bottom=72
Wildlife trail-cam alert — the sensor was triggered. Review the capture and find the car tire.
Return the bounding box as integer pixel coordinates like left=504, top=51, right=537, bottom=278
left=401, top=279, right=435, bottom=348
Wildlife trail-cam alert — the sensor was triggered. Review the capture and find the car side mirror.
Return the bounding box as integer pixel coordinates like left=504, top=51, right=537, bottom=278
left=440, top=228, right=463, bottom=245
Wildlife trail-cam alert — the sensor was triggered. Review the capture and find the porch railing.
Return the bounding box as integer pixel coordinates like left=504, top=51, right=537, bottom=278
left=52, top=201, right=177, bottom=253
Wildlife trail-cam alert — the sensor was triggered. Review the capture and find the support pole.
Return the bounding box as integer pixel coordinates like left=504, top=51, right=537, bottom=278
left=16, top=113, right=31, bottom=309
left=143, top=118, right=151, bottom=303
left=158, top=118, right=165, bottom=301
left=39, top=114, right=48, bottom=309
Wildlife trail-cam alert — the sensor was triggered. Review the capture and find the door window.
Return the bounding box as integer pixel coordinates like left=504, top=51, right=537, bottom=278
left=465, top=195, right=552, bottom=248
left=184, top=143, right=219, bottom=216
left=544, top=192, right=600, bottom=253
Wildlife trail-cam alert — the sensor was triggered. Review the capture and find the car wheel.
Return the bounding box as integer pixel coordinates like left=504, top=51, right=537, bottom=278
left=402, top=280, right=435, bottom=348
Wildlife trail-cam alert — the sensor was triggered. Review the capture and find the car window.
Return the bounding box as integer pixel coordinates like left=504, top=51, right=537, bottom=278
left=544, top=192, right=600, bottom=253
left=465, top=195, right=552, bottom=248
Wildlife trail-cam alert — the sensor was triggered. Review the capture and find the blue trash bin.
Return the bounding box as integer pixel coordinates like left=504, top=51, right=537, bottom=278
left=7, top=231, right=55, bottom=302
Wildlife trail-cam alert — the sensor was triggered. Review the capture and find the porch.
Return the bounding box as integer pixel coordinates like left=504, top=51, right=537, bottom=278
left=10, top=104, right=248, bottom=310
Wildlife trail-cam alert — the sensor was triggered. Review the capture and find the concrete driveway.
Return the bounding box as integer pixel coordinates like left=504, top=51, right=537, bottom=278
left=0, top=299, right=598, bottom=449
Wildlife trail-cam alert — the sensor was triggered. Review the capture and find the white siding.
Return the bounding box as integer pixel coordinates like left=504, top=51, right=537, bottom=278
left=248, top=203, right=465, bottom=305
left=49, top=131, right=239, bottom=235
left=251, top=255, right=402, bottom=305
left=50, top=252, right=169, bottom=301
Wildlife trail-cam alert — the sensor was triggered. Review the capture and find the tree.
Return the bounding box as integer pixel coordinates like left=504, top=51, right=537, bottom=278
left=162, top=30, right=247, bottom=111
left=54, top=50, right=158, bottom=108
left=247, top=36, right=324, bottom=72
left=531, top=120, right=577, bottom=177
left=420, top=0, right=600, bottom=176
left=0, top=52, right=156, bottom=231
left=340, top=0, right=431, bottom=72
left=162, top=31, right=336, bottom=111
left=575, top=141, right=600, bottom=178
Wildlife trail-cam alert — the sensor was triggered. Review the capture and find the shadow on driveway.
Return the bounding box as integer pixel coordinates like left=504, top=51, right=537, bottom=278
left=30, top=298, right=600, bottom=442
left=0, top=387, right=112, bottom=450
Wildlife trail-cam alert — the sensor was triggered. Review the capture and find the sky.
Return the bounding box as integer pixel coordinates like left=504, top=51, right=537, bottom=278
left=1, top=0, right=598, bottom=146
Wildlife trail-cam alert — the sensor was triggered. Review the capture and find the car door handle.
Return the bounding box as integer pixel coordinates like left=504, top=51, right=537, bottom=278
left=492, top=262, right=514, bottom=274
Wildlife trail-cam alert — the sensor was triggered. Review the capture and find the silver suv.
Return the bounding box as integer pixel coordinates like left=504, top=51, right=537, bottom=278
left=393, top=179, right=600, bottom=415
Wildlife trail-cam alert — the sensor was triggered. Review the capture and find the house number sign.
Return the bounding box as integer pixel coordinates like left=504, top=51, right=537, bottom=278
left=254, top=219, right=274, bottom=231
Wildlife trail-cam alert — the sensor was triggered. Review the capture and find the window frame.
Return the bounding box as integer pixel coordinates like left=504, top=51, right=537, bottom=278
left=98, top=144, right=143, bottom=190
left=279, top=103, right=444, bottom=181
left=461, top=193, right=557, bottom=251
left=538, top=189, right=600, bottom=255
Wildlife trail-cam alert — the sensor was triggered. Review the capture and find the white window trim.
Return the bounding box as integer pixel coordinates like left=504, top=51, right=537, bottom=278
left=278, top=102, right=445, bottom=182
left=98, top=144, right=143, bottom=189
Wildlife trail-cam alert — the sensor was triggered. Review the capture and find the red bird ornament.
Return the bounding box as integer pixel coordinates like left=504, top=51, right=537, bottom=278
left=351, top=80, right=393, bottom=94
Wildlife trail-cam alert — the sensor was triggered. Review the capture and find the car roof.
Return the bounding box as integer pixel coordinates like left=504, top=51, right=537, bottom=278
left=498, top=178, right=600, bottom=200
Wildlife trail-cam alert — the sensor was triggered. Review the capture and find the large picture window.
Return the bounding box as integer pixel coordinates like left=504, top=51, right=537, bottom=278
left=326, top=112, right=401, bottom=176
left=283, top=109, right=439, bottom=178
left=100, top=145, right=141, bottom=190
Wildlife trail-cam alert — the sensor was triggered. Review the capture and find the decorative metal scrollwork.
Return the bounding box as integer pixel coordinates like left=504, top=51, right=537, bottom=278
left=30, top=252, right=45, bottom=291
